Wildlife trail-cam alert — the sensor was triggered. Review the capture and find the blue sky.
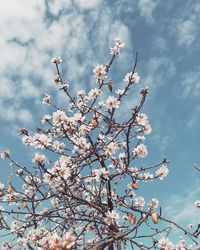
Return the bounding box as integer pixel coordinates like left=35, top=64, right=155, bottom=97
left=0, top=0, right=199, bottom=239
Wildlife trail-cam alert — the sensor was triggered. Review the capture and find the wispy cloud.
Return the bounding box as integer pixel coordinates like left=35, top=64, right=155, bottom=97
left=137, top=0, right=158, bottom=24
left=180, top=67, right=200, bottom=98
left=0, top=0, right=132, bottom=130
left=164, top=179, right=200, bottom=226
left=176, top=19, right=197, bottom=47
left=143, top=56, right=176, bottom=91
left=170, top=1, right=200, bottom=47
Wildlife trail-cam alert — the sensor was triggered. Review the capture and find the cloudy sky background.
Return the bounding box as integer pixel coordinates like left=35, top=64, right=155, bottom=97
left=0, top=0, right=200, bottom=241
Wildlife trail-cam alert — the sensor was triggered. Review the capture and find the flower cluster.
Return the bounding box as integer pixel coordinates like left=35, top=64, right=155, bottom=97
left=0, top=38, right=199, bottom=250
left=93, top=64, right=107, bottom=82
left=135, top=113, right=152, bottom=135
left=133, top=143, right=148, bottom=158
left=124, top=72, right=140, bottom=84
left=110, top=37, right=125, bottom=55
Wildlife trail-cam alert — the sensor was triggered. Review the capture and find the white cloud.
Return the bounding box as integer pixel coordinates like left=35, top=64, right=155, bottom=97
left=164, top=180, right=200, bottom=226
left=171, top=2, right=200, bottom=47
left=0, top=103, right=32, bottom=124
left=74, top=0, right=102, bottom=10
left=0, top=78, right=16, bottom=99
left=0, top=0, right=133, bottom=133
left=180, top=67, right=200, bottom=98
left=142, top=56, right=176, bottom=91
left=176, top=19, right=197, bottom=47
left=186, top=105, right=200, bottom=129
left=153, top=36, right=168, bottom=52
left=18, top=109, right=33, bottom=123
left=48, top=0, right=72, bottom=16
left=19, top=80, right=40, bottom=99
left=137, top=0, right=158, bottom=24
left=0, top=0, right=46, bottom=43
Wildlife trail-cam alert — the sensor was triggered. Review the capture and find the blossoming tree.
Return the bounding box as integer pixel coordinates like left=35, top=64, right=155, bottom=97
left=0, top=39, right=199, bottom=250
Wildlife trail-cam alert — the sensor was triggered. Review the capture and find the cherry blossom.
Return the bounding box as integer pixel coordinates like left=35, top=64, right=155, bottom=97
left=148, top=198, right=159, bottom=209
left=110, top=38, right=125, bottom=55
left=105, top=210, right=120, bottom=224
left=0, top=150, right=10, bottom=159
left=51, top=56, right=62, bottom=64
left=124, top=72, right=140, bottom=84
left=156, top=165, right=169, bottom=180
left=32, top=153, right=46, bottom=163
left=0, top=38, right=199, bottom=250
left=158, top=238, right=174, bottom=250
left=93, top=64, right=106, bottom=82
left=134, top=196, right=145, bottom=210
left=132, top=143, right=148, bottom=158
left=194, top=200, right=200, bottom=208
left=42, top=93, right=51, bottom=105
left=106, top=95, right=120, bottom=110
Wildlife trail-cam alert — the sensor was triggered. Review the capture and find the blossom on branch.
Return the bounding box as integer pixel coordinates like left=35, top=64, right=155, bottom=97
left=110, top=37, right=125, bottom=55
left=51, top=56, right=62, bottom=65
left=132, top=143, right=148, bottom=158
left=93, top=64, right=106, bottom=82
left=0, top=150, right=10, bottom=159
left=106, top=95, right=120, bottom=110
left=124, top=72, right=140, bottom=84
left=0, top=38, right=199, bottom=250
left=156, top=165, right=169, bottom=180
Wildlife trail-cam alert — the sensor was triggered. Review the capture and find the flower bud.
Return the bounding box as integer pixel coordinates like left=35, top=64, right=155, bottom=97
left=151, top=212, right=159, bottom=224
left=91, top=118, right=98, bottom=127
left=127, top=214, right=136, bottom=224
left=131, top=182, right=138, bottom=190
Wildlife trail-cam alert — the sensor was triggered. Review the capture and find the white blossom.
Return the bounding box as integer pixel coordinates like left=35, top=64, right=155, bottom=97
left=110, top=38, right=125, bottom=55
left=17, top=237, right=27, bottom=247
left=135, top=196, right=145, bottom=210
left=133, top=144, right=148, bottom=158
left=115, top=88, right=125, bottom=95
left=104, top=141, right=118, bottom=156
left=106, top=96, right=120, bottom=110
left=52, top=110, right=67, bottom=125
left=10, top=221, right=20, bottom=233
left=51, top=197, right=59, bottom=207
left=136, top=113, right=152, bottom=135
left=93, top=64, right=106, bottom=82
left=0, top=182, right=5, bottom=189
left=156, top=165, right=169, bottom=180
left=148, top=198, right=159, bottom=209
left=123, top=72, right=140, bottom=84
left=51, top=56, right=62, bottom=64
left=42, top=93, right=51, bottom=105
left=32, top=153, right=46, bottom=164
left=158, top=238, right=174, bottom=250
left=41, top=114, right=51, bottom=124
left=53, top=74, right=61, bottom=85
left=105, top=210, right=120, bottom=224
left=88, top=88, right=103, bottom=100
left=141, top=172, right=153, bottom=182
left=194, top=200, right=200, bottom=208
left=92, top=168, right=109, bottom=181
left=0, top=150, right=10, bottom=159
